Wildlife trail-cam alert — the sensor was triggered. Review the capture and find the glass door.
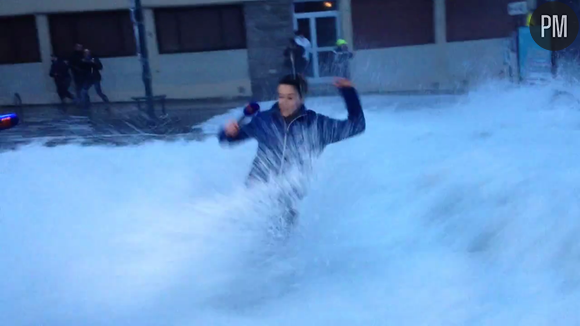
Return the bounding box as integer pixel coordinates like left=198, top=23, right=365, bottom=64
left=294, top=11, right=341, bottom=80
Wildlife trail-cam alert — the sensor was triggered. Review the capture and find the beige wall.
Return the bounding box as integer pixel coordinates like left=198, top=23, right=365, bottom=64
left=445, top=39, right=507, bottom=87
left=0, top=6, right=250, bottom=105
left=154, top=51, right=251, bottom=99
left=344, top=0, right=509, bottom=93
left=0, top=0, right=260, bottom=16
left=351, top=39, right=507, bottom=93
left=0, top=63, right=48, bottom=105
left=351, top=44, right=446, bottom=93
left=1, top=0, right=520, bottom=104
left=0, top=54, right=250, bottom=105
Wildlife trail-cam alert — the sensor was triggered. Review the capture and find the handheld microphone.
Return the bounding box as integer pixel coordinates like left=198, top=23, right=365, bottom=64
left=238, top=102, right=260, bottom=124
left=0, top=113, right=19, bottom=131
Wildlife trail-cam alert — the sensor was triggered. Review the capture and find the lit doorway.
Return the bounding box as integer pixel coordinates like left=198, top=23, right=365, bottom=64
left=293, top=0, right=341, bottom=81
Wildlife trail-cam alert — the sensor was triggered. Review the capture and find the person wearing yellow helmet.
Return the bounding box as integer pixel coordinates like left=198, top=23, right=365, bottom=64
left=333, top=39, right=354, bottom=78
left=526, top=13, right=534, bottom=26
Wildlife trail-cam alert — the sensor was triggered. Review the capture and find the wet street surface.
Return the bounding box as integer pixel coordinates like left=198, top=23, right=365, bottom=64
left=0, top=114, right=209, bottom=153
left=0, top=100, right=241, bottom=153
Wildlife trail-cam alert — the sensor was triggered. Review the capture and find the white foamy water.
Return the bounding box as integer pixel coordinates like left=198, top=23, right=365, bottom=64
left=2, top=80, right=580, bottom=326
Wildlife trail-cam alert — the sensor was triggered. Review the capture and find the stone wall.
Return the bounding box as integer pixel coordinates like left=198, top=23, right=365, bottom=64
left=244, top=0, right=294, bottom=101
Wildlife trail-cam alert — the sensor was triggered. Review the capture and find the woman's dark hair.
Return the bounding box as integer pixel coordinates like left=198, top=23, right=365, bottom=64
left=279, top=74, right=308, bottom=98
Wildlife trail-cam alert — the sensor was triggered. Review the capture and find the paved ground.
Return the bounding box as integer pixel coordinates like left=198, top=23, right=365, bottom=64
left=0, top=117, right=202, bottom=152
left=0, top=99, right=245, bottom=152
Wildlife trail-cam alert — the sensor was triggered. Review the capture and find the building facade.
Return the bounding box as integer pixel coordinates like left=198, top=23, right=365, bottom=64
left=0, top=0, right=537, bottom=106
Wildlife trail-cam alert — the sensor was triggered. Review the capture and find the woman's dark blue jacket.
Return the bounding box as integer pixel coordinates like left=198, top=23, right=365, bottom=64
left=218, top=87, right=366, bottom=184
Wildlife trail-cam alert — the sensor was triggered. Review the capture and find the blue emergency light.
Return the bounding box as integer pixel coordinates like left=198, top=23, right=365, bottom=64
left=0, top=113, right=19, bottom=131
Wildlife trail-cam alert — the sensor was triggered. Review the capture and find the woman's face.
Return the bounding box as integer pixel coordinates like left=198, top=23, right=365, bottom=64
left=277, top=84, right=303, bottom=117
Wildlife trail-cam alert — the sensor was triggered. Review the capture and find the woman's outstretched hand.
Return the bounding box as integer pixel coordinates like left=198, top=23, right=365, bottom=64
left=333, top=78, right=353, bottom=88
left=224, top=121, right=240, bottom=137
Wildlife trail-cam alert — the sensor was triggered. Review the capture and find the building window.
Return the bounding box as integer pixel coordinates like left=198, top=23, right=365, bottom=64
left=447, top=0, right=513, bottom=42
left=49, top=11, right=136, bottom=58
left=0, top=15, right=41, bottom=65
left=154, top=5, right=246, bottom=54
left=351, top=0, right=434, bottom=50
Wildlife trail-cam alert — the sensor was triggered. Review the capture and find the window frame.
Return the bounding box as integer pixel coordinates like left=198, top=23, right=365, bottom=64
left=446, top=0, right=514, bottom=43
left=351, top=0, right=435, bottom=50
left=0, top=15, right=41, bottom=65
left=154, top=4, right=247, bottom=54
left=48, top=10, right=137, bottom=59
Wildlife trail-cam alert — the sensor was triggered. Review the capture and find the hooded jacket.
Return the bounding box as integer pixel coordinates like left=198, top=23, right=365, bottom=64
left=218, top=87, right=366, bottom=184
left=69, top=50, right=85, bottom=82
left=80, top=57, right=104, bottom=82
left=49, top=58, right=71, bottom=81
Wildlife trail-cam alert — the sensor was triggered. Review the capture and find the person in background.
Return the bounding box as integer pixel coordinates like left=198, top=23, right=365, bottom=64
left=333, top=39, right=354, bottom=78
left=526, top=12, right=534, bottom=26
left=294, top=31, right=311, bottom=74
left=49, top=54, right=74, bottom=108
left=284, top=38, right=307, bottom=76
left=68, top=44, right=85, bottom=104
left=80, top=49, right=110, bottom=109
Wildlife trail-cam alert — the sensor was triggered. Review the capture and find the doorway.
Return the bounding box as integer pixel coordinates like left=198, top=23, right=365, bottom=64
left=293, top=1, right=341, bottom=81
